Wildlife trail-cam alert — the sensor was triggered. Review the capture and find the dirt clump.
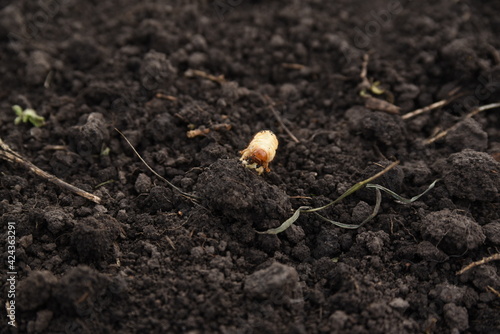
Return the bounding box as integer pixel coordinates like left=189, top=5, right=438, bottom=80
left=244, top=262, right=301, bottom=303
left=445, top=118, right=488, bottom=152
left=70, top=214, right=123, bottom=264
left=437, top=149, right=500, bottom=202
left=420, top=209, right=485, bottom=255
left=196, top=159, right=292, bottom=231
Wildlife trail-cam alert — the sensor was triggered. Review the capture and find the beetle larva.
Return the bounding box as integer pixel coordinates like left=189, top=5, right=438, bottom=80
left=239, top=130, right=279, bottom=175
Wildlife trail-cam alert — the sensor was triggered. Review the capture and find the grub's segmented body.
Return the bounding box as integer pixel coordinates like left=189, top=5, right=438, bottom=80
left=239, top=130, right=279, bottom=175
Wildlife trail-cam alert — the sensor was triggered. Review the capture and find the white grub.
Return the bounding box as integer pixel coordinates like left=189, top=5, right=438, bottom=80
left=239, top=130, right=279, bottom=175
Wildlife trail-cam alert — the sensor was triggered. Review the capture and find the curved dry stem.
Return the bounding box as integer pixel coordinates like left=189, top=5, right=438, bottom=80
left=115, top=128, right=200, bottom=201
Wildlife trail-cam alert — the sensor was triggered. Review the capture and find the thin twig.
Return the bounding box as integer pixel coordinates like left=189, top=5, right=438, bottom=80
left=187, top=127, right=211, bottom=138
left=456, top=253, right=500, bottom=275
left=364, top=95, right=400, bottom=115
left=155, top=93, right=178, bottom=101
left=402, top=99, right=449, bottom=120
left=282, top=63, right=306, bottom=70
left=165, top=235, right=176, bottom=250
left=289, top=196, right=313, bottom=200
left=402, top=93, right=466, bottom=120
left=487, top=286, right=500, bottom=298
left=473, top=101, right=500, bottom=114
left=115, top=128, right=200, bottom=201
left=184, top=69, right=225, bottom=84
left=425, top=102, right=500, bottom=144
left=186, top=123, right=232, bottom=138
left=0, top=138, right=101, bottom=204
left=263, top=95, right=300, bottom=143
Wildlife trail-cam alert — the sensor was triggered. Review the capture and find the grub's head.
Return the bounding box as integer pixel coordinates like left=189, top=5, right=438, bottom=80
left=249, top=148, right=268, bottom=165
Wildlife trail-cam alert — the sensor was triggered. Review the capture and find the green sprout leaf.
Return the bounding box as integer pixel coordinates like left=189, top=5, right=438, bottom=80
left=257, top=160, right=439, bottom=234
left=12, top=105, right=46, bottom=127
left=101, top=146, right=111, bottom=156
left=311, top=187, right=382, bottom=229
left=256, top=206, right=311, bottom=235
left=370, top=81, right=385, bottom=95
left=366, top=179, right=440, bottom=204
left=13, top=105, right=24, bottom=125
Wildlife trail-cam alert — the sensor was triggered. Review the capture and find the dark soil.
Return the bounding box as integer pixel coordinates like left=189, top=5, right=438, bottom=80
left=1, top=0, right=500, bottom=333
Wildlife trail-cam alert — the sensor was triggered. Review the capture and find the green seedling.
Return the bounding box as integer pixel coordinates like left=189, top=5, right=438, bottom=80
left=100, top=146, right=111, bottom=156
left=12, top=105, right=46, bottom=127
left=369, top=81, right=385, bottom=95
left=360, top=81, right=396, bottom=106
left=360, top=81, right=385, bottom=97
left=257, top=161, right=439, bottom=234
